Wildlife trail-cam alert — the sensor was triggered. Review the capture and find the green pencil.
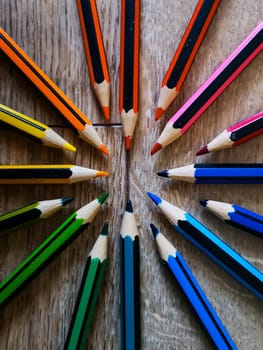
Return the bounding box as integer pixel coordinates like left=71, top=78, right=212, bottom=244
left=64, top=222, right=108, bottom=350
left=0, top=192, right=108, bottom=309
left=0, top=197, right=73, bottom=234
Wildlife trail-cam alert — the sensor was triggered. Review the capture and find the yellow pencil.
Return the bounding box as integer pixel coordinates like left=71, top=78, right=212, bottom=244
left=0, top=103, right=76, bottom=152
left=0, top=165, right=108, bottom=184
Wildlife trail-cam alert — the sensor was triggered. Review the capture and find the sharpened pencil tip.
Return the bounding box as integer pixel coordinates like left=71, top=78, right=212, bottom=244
left=97, top=192, right=109, bottom=204
left=147, top=192, right=162, bottom=205
left=125, top=199, right=133, bottom=213
left=63, top=142, right=77, bottom=152
left=125, top=136, right=132, bottom=150
left=99, top=144, right=109, bottom=156
left=196, top=145, right=209, bottom=156
left=150, top=223, right=159, bottom=238
left=100, top=222, right=109, bottom=236
left=61, top=197, right=74, bottom=206
left=155, top=107, right=164, bottom=121
left=157, top=170, right=168, bottom=177
left=151, top=142, right=162, bottom=155
left=200, top=200, right=208, bottom=207
left=96, top=170, right=109, bottom=177
left=102, top=106, right=110, bottom=120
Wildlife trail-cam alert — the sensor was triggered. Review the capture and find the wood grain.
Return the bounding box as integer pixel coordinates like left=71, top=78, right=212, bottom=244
left=0, top=0, right=262, bottom=349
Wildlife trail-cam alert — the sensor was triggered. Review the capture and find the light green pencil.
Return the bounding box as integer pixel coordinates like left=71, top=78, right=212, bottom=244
left=64, top=222, right=108, bottom=350
left=0, top=192, right=108, bottom=309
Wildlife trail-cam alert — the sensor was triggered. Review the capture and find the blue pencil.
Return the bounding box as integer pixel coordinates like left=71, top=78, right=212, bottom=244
left=200, top=200, right=263, bottom=238
left=120, top=199, right=141, bottom=350
left=150, top=224, right=237, bottom=350
left=157, top=163, right=263, bottom=184
left=147, top=192, right=263, bottom=300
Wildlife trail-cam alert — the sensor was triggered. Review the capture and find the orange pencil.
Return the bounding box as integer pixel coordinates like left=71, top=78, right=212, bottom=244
left=0, top=27, right=108, bottom=155
left=76, top=0, right=111, bottom=120
left=155, top=0, right=220, bottom=121
left=119, top=0, right=140, bottom=150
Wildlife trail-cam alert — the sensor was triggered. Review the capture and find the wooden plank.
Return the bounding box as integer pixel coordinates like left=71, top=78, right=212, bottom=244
left=0, top=0, right=262, bottom=349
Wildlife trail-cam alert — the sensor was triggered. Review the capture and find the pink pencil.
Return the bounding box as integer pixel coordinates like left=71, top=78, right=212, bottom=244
left=196, top=111, right=263, bottom=155
left=151, top=22, right=263, bottom=155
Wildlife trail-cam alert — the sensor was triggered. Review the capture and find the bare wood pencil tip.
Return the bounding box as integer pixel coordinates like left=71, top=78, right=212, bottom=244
left=151, top=142, right=162, bottom=155
left=196, top=145, right=209, bottom=156
left=155, top=107, right=164, bottom=121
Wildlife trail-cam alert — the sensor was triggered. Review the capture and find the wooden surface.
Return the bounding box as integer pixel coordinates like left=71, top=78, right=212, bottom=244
left=0, top=0, right=262, bottom=349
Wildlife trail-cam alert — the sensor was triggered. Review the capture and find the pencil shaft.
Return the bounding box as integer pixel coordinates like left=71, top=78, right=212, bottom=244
left=77, top=0, right=110, bottom=119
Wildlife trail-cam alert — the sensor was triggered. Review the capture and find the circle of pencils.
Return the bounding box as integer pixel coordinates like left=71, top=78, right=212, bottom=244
left=76, top=0, right=111, bottom=120
left=151, top=21, right=263, bottom=155
left=0, top=27, right=109, bottom=155
left=0, top=193, right=108, bottom=309
left=0, top=103, right=76, bottom=152
left=147, top=192, right=263, bottom=300
left=155, top=0, right=221, bottom=121
left=196, top=111, right=263, bottom=155
left=0, top=164, right=108, bottom=184
left=64, top=222, right=108, bottom=350
left=200, top=199, right=263, bottom=238
left=150, top=224, right=237, bottom=350
left=157, top=163, right=263, bottom=184
left=0, top=197, right=73, bottom=234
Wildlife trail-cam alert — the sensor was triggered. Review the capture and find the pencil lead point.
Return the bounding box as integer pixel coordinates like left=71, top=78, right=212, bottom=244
left=151, top=142, right=162, bottom=155
left=63, top=142, right=77, bottom=152
left=125, top=199, right=133, bottom=213
left=99, top=144, right=109, bottom=156
left=200, top=200, right=208, bottom=207
left=125, top=136, right=132, bottom=150
left=150, top=223, right=159, bottom=238
left=100, top=222, right=109, bottom=236
left=61, top=197, right=74, bottom=206
left=196, top=145, right=209, bottom=156
left=102, top=106, right=110, bottom=120
left=147, top=192, right=162, bottom=205
left=157, top=170, right=168, bottom=177
left=97, top=192, right=109, bottom=204
left=96, top=170, right=109, bottom=177
left=155, top=107, right=164, bottom=121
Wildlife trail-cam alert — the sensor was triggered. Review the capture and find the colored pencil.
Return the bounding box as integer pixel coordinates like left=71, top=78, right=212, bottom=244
left=0, top=192, right=108, bottom=308
left=151, top=22, right=263, bottom=154
left=147, top=192, right=263, bottom=300
left=120, top=199, right=141, bottom=350
left=0, top=197, right=73, bottom=234
left=155, top=0, right=221, bottom=121
left=157, top=163, right=263, bottom=184
left=200, top=199, right=263, bottom=238
left=0, top=103, right=76, bottom=152
left=76, top=0, right=111, bottom=120
left=150, top=224, right=237, bottom=350
left=120, top=0, right=140, bottom=150
left=0, top=164, right=108, bottom=184
left=64, top=222, right=108, bottom=350
left=196, top=111, right=263, bottom=155
left=0, top=27, right=109, bottom=155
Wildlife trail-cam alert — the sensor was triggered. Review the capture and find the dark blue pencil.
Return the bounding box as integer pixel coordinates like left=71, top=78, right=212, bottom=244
left=200, top=200, right=263, bottom=238
left=157, top=163, right=263, bottom=184
left=120, top=199, right=141, bottom=350
left=147, top=192, right=263, bottom=300
left=150, top=224, right=237, bottom=350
